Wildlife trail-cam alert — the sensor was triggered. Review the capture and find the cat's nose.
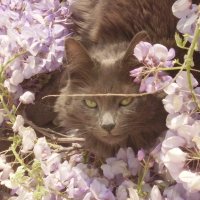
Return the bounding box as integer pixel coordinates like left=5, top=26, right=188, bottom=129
left=101, top=123, right=116, bottom=132
left=100, top=112, right=116, bottom=132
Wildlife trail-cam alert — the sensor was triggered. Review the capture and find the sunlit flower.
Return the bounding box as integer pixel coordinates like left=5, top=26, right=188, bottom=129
left=19, top=91, right=35, bottom=104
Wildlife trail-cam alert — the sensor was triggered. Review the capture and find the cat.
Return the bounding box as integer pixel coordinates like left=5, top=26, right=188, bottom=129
left=53, top=0, right=181, bottom=158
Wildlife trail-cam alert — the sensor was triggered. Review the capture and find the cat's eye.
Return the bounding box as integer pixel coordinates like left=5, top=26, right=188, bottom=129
left=84, top=99, right=97, bottom=108
left=120, top=97, right=133, bottom=106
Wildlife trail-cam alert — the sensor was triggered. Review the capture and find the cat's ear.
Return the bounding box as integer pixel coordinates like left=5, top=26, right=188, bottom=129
left=65, top=37, right=94, bottom=67
left=123, top=31, right=151, bottom=61
left=63, top=38, right=95, bottom=86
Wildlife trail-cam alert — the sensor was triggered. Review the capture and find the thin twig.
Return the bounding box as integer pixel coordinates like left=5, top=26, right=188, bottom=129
left=53, top=146, right=83, bottom=153
left=22, top=113, right=85, bottom=143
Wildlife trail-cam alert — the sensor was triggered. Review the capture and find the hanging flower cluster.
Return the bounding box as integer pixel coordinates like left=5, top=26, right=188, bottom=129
left=0, top=0, right=72, bottom=126
left=130, top=42, right=175, bottom=93
left=0, top=0, right=72, bottom=98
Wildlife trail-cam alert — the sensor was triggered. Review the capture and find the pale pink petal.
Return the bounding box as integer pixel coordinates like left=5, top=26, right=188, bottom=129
left=163, top=83, right=180, bottom=95
left=101, top=164, right=114, bottom=180
left=10, top=70, right=24, bottom=86
left=150, top=185, right=162, bottom=200
left=176, top=71, right=198, bottom=88
left=162, top=136, right=186, bottom=155
left=179, top=170, right=196, bottom=183
left=153, top=44, right=168, bottom=61
left=167, top=48, right=176, bottom=60
left=173, top=95, right=183, bottom=112
left=128, top=188, right=139, bottom=200
left=12, top=115, right=24, bottom=132
left=190, top=175, right=200, bottom=190
left=19, top=91, right=35, bottom=104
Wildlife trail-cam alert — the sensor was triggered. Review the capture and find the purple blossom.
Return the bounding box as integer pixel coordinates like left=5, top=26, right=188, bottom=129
left=33, top=137, right=51, bottom=160
left=137, top=149, right=145, bottom=161
left=173, top=0, right=200, bottom=50
left=101, top=159, right=128, bottom=179
left=130, top=41, right=175, bottom=93
left=46, top=153, right=61, bottom=172
left=90, top=179, right=115, bottom=200
left=163, top=147, right=188, bottom=180
left=0, top=0, right=72, bottom=105
left=172, top=0, right=192, bottom=18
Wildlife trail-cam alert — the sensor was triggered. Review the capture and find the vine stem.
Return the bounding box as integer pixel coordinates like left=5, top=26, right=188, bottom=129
left=11, top=143, right=44, bottom=186
left=0, top=94, right=15, bottom=122
left=186, top=17, right=200, bottom=111
left=137, top=157, right=150, bottom=197
left=0, top=51, right=27, bottom=82
left=50, top=188, right=72, bottom=200
left=155, top=66, right=185, bottom=71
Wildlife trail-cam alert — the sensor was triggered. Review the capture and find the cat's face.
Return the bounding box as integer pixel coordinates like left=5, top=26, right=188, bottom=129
left=54, top=32, right=167, bottom=156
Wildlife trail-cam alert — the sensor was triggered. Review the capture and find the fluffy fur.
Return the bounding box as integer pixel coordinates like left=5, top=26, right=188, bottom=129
left=54, top=0, right=177, bottom=157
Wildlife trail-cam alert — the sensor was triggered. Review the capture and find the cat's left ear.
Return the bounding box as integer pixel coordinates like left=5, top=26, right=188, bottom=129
left=123, top=31, right=151, bottom=61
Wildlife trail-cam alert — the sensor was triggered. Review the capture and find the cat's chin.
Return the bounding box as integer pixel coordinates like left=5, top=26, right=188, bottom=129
left=98, top=134, right=128, bottom=145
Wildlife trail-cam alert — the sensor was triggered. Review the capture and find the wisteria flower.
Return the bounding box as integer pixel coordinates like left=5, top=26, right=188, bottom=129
left=172, top=0, right=192, bottom=18
left=127, top=188, right=139, bottom=200
left=33, top=137, right=51, bottom=160
left=12, top=115, right=24, bottom=132
left=18, top=126, right=36, bottom=153
left=130, top=42, right=175, bottom=92
left=46, top=153, right=61, bottom=172
left=164, top=148, right=188, bottom=180
left=101, top=159, right=128, bottom=179
left=90, top=179, right=115, bottom=200
left=150, top=185, right=162, bottom=200
left=19, top=91, right=35, bottom=104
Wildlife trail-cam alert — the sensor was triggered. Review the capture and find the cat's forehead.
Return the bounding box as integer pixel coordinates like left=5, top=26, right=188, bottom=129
left=89, top=42, right=128, bottom=66
left=91, top=65, right=139, bottom=94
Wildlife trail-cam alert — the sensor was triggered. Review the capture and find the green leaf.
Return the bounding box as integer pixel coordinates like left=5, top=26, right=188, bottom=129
left=175, top=33, right=189, bottom=50
left=21, top=176, right=30, bottom=182
left=32, top=161, right=41, bottom=170
left=33, top=186, right=47, bottom=200
left=173, top=59, right=182, bottom=66
left=10, top=166, right=25, bottom=182
left=12, top=105, right=17, bottom=114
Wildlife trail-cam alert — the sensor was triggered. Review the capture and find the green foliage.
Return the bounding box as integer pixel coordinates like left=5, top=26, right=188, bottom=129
left=33, top=186, right=47, bottom=200
left=175, top=33, right=189, bottom=50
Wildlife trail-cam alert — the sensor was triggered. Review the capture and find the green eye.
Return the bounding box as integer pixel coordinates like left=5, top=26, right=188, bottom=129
left=84, top=99, right=97, bottom=108
left=120, top=97, right=133, bottom=106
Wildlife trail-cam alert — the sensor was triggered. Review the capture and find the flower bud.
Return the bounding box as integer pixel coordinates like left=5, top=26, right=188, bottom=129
left=19, top=91, right=35, bottom=104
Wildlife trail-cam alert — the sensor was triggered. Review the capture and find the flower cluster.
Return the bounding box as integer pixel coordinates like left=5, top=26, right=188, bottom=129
left=172, top=0, right=200, bottom=47
left=128, top=0, right=200, bottom=199
left=0, top=119, right=160, bottom=200
left=150, top=71, right=200, bottom=199
left=0, top=0, right=71, bottom=100
left=130, top=42, right=175, bottom=93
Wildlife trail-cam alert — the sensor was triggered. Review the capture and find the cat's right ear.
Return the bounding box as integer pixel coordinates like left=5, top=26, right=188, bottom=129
left=63, top=38, right=95, bottom=86
left=123, top=31, right=151, bottom=61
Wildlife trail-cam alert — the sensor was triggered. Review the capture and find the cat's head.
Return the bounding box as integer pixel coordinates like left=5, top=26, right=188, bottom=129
left=54, top=31, right=167, bottom=157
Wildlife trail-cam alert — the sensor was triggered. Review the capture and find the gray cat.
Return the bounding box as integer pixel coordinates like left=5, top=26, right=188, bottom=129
left=26, top=0, right=190, bottom=157
left=54, top=0, right=179, bottom=157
